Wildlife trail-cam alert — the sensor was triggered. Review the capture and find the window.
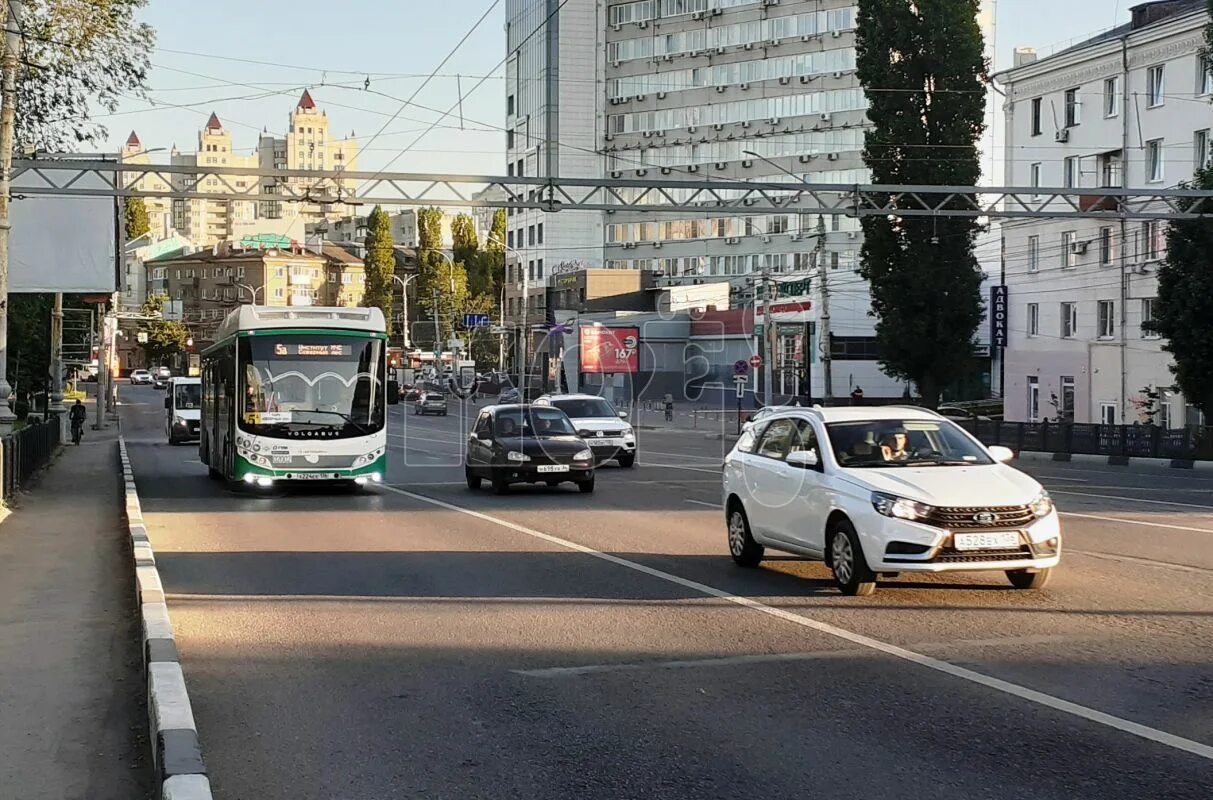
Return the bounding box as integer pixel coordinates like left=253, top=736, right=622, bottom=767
left=1027, top=377, right=1040, bottom=422
left=1060, top=302, right=1077, bottom=338
left=1064, top=156, right=1080, bottom=188
left=1141, top=220, right=1164, bottom=261
left=506, top=129, right=515, bottom=149
left=1099, top=150, right=1122, bottom=187
left=1029, top=162, right=1042, bottom=197
left=1142, top=298, right=1160, bottom=338
left=1030, top=97, right=1042, bottom=136
left=528, top=225, right=536, bottom=246
left=506, top=94, right=515, bottom=116
left=527, top=260, right=535, bottom=281
left=536, top=259, right=544, bottom=279
left=1064, top=87, right=1080, bottom=127
left=1143, top=138, right=1165, bottom=183
left=1061, top=231, right=1077, bottom=268
left=1100, top=402, right=1117, bottom=426
left=1059, top=376, right=1076, bottom=422
left=1027, top=303, right=1039, bottom=337
left=1147, top=64, right=1165, bottom=107
left=1196, top=129, right=1210, bottom=171
left=507, top=230, right=514, bottom=249
left=537, top=223, right=544, bottom=244
left=1027, top=235, right=1040, bottom=273
left=755, top=418, right=799, bottom=461
left=1099, top=226, right=1114, bottom=265
left=1097, top=300, right=1115, bottom=339
left=1201, top=55, right=1213, bottom=96
left=1103, top=76, right=1120, bottom=117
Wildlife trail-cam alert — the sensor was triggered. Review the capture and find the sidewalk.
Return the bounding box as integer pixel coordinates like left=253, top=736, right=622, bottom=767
left=0, top=425, right=152, bottom=799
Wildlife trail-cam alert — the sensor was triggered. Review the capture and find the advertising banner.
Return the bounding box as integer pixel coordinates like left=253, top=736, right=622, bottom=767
left=989, top=285, right=1008, bottom=348
left=580, top=326, right=639, bottom=374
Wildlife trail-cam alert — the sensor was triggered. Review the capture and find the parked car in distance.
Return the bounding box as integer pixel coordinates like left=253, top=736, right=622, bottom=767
left=465, top=404, right=595, bottom=494
left=414, top=390, right=448, bottom=416
left=497, top=386, right=521, bottom=404
left=129, top=369, right=152, bottom=385
left=938, top=405, right=991, bottom=422
left=723, top=406, right=1059, bottom=596
left=153, top=374, right=170, bottom=390
left=533, top=393, right=636, bottom=467
left=154, top=366, right=172, bottom=379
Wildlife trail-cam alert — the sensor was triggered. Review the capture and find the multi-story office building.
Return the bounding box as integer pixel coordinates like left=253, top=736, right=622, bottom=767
left=503, top=0, right=605, bottom=324
left=168, top=113, right=261, bottom=246
left=505, top=0, right=994, bottom=399
left=120, top=131, right=175, bottom=241
left=257, top=90, right=359, bottom=222
left=995, top=0, right=1209, bottom=426
left=146, top=243, right=366, bottom=343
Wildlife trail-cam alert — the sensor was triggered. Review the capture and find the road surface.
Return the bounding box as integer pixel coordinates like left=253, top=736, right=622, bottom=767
left=120, top=385, right=1213, bottom=799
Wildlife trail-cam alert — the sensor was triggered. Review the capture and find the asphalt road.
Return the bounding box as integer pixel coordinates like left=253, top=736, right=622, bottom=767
left=120, top=386, right=1213, bottom=799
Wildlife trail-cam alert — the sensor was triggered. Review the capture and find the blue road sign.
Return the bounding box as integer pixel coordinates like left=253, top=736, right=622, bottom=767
left=733, top=360, right=749, bottom=376
left=463, top=313, right=491, bottom=329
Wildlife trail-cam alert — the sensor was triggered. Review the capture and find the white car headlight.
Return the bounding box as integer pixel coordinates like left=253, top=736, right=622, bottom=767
left=871, top=491, right=933, bottom=521
left=621, top=427, right=635, bottom=438
left=1029, top=490, right=1054, bottom=518
left=573, top=449, right=593, bottom=461
left=506, top=451, right=530, bottom=462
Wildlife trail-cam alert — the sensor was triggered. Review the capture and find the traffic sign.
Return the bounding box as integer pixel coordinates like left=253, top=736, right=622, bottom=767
left=749, top=355, right=763, bottom=369
left=733, top=375, right=748, bottom=398
left=462, top=313, right=491, bottom=329
left=733, top=359, right=749, bottom=376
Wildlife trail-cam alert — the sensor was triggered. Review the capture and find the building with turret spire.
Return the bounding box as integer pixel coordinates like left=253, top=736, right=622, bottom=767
left=256, top=90, right=359, bottom=222
left=120, top=130, right=174, bottom=241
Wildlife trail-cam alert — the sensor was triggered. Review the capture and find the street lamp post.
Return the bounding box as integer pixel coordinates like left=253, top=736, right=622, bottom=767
left=743, top=150, right=832, bottom=403
left=229, top=282, right=264, bottom=303
left=391, top=273, right=418, bottom=350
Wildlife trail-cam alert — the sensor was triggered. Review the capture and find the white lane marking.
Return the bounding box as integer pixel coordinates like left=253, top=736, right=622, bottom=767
left=165, top=593, right=725, bottom=605
left=1060, top=511, right=1213, bottom=534
left=516, top=634, right=1081, bottom=678
left=1067, top=549, right=1213, bottom=576
left=1056, top=485, right=1213, bottom=494
left=389, top=432, right=466, bottom=446
left=643, top=463, right=721, bottom=474
left=379, top=483, right=1213, bottom=761
left=1052, top=489, right=1213, bottom=511
left=641, top=449, right=726, bottom=462
left=1030, top=475, right=1091, bottom=483
left=684, top=499, right=719, bottom=508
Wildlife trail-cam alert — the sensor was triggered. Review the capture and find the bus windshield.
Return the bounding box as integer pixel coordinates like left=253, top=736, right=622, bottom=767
left=238, top=335, right=385, bottom=438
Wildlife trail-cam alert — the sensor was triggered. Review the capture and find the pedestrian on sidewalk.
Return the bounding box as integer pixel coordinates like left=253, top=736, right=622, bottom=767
left=663, top=392, right=674, bottom=422
left=850, top=385, right=864, bottom=406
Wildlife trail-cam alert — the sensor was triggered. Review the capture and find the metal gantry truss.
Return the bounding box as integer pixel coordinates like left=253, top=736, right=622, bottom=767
left=11, top=157, right=1213, bottom=220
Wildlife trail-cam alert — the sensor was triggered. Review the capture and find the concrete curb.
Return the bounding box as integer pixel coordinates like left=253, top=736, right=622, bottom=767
left=119, top=437, right=213, bottom=800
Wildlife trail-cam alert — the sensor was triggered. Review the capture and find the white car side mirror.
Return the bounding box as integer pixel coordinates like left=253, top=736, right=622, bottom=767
left=988, top=445, right=1015, bottom=464
left=786, top=450, right=820, bottom=470
left=741, top=421, right=754, bottom=432
left=618, top=410, right=628, bottom=419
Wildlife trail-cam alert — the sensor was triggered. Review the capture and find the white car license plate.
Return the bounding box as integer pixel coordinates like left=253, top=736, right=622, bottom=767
left=590, top=438, right=623, bottom=447
left=953, top=531, right=1020, bottom=551
left=536, top=464, right=569, bottom=473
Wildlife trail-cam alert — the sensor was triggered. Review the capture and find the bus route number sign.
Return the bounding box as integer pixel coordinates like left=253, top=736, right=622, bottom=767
left=274, top=343, right=351, bottom=357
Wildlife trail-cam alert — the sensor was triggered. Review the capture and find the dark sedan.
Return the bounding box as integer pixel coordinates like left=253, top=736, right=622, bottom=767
left=465, top=404, right=595, bottom=494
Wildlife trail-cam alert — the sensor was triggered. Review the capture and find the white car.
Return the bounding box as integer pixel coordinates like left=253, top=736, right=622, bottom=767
left=722, top=406, right=1060, bottom=596
left=533, top=393, right=637, bottom=467
left=129, top=369, right=152, bottom=385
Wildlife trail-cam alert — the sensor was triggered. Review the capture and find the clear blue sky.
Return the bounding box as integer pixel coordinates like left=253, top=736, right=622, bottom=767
left=101, top=0, right=1131, bottom=174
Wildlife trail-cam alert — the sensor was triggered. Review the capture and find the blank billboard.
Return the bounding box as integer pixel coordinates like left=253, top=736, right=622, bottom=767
left=10, top=188, right=117, bottom=293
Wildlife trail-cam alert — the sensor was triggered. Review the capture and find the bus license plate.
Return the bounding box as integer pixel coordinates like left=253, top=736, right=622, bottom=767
left=537, top=464, right=569, bottom=473
left=953, top=532, right=1020, bottom=551
left=292, top=473, right=332, bottom=481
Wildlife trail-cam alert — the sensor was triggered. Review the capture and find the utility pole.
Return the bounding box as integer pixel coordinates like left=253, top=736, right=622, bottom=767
left=49, top=293, right=64, bottom=418
left=0, top=0, right=23, bottom=430
left=815, top=218, right=832, bottom=403
left=762, top=264, right=774, bottom=407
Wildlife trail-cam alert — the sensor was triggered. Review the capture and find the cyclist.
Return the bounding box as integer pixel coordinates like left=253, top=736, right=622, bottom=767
left=68, top=399, right=87, bottom=445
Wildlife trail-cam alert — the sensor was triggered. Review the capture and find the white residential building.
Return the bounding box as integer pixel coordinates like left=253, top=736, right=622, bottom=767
left=995, top=0, right=1210, bottom=426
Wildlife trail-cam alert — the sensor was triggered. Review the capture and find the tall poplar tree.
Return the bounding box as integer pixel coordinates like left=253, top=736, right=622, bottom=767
left=856, top=0, right=987, bottom=408
left=361, top=206, right=395, bottom=338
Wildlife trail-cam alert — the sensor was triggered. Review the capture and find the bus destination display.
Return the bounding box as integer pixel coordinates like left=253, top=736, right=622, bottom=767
left=272, top=343, right=352, bottom=357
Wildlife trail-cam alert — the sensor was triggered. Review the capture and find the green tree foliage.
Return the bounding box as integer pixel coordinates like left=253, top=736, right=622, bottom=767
left=124, top=197, right=150, bottom=240
left=138, top=295, right=189, bottom=366
left=451, top=213, right=478, bottom=263
left=7, top=294, right=92, bottom=414
left=361, top=206, right=395, bottom=338
left=1153, top=171, right=1213, bottom=416
left=14, top=1, right=155, bottom=150
left=855, top=0, right=987, bottom=408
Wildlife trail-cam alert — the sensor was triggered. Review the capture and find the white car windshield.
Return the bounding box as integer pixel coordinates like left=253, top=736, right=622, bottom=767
left=826, top=419, right=992, bottom=468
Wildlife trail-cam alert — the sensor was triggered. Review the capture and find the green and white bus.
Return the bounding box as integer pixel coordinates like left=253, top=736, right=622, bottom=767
left=200, top=306, right=388, bottom=488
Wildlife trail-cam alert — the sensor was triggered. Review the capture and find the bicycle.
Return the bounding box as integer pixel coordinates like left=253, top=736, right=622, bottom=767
left=70, top=420, right=84, bottom=445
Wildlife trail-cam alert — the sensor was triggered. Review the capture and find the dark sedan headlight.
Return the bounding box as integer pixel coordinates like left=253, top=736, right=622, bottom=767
left=871, top=491, right=934, bottom=521
left=1029, top=490, right=1054, bottom=518
left=573, top=449, right=593, bottom=462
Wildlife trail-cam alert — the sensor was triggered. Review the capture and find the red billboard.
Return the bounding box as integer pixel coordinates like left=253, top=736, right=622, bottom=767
left=580, top=326, right=639, bottom=374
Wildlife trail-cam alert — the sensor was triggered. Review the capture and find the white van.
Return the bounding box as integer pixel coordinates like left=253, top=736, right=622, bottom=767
left=165, top=376, right=202, bottom=444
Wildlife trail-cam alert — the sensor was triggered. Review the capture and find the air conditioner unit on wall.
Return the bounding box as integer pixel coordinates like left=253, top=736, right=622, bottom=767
left=1071, top=241, right=1088, bottom=254
left=1056, top=129, right=1070, bottom=143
